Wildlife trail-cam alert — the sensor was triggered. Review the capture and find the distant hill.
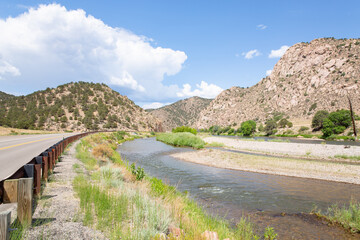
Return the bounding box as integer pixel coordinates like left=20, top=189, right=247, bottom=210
left=195, top=38, right=360, bottom=129
left=0, top=91, right=14, bottom=101
left=148, top=96, right=212, bottom=131
left=0, top=82, right=161, bottom=132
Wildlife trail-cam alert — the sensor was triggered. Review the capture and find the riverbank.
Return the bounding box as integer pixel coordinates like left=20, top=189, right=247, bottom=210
left=72, top=132, right=262, bottom=239
left=204, top=136, right=360, bottom=159
left=170, top=137, right=360, bottom=184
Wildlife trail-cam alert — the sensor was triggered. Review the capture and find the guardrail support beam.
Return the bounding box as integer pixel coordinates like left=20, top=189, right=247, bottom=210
left=0, top=210, right=11, bottom=240
left=17, top=178, right=33, bottom=226
left=3, top=179, right=18, bottom=203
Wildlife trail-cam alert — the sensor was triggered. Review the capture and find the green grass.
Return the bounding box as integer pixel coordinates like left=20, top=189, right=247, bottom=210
left=334, top=155, right=360, bottom=161
left=156, top=132, right=205, bottom=149
left=326, top=200, right=360, bottom=233
left=205, top=142, right=225, bottom=147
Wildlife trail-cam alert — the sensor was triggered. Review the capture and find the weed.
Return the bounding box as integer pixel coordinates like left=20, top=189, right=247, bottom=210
left=130, top=163, right=145, bottom=181
left=264, top=226, right=278, bottom=240
left=326, top=199, right=360, bottom=233
left=334, top=155, right=360, bottom=161
left=205, top=142, right=225, bottom=147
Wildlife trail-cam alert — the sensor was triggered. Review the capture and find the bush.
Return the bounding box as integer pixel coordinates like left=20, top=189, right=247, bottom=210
left=258, top=123, right=264, bottom=132
left=264, top=120, right=277, bottom=136
left=312, top=110, right=329, bottom=130
left=92, top=144, right=114, bottom=159
left=328, top=109, right=351, bottom=128
left=321, top=109, right=352, bottom=138
left=130, top=163, right=145, bottom=181
left=172, top=126, right=197, bottom=135
left=156, top=132, right=205, bottom=149
left=278, top=118, right=292, bottom=128
left=240, top=120, right=256, bottom=136
left=299, top=126, right=309, bottom=133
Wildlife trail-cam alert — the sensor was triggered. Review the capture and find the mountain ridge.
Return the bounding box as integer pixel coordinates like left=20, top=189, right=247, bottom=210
left=195, top=38, right=360, bottom=129
left=0, top=82, right=161, bottom=132
left=148, top=96, right=212, bottom=131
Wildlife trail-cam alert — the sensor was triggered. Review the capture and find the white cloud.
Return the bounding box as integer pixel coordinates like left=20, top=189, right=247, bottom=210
left=142, top=102, right=166, bottom=109
left=177, top=81, right=223, bottom=99
left=0, top=59, right=21, bottom=79
left=110, top=72, right=145, bottom=92
left=242, top=49, right=261, bottom=59
left=0, top=4, right=187, bottom=100
left=257, top=24, right=267, bottom=30
left=269, top=45, right=290, bottom=58
left=266, top=69, right=272, bottom=76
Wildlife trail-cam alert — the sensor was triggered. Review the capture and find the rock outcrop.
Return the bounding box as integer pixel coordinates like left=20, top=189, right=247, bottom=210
left=195, top=38, right=360, bottom=129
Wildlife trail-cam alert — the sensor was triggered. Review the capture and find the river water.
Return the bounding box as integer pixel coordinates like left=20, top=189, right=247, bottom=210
left=118, top=138, right=360, bottom=239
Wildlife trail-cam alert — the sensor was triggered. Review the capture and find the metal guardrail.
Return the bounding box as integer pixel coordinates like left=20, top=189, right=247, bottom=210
left=0, top=132, right=94, bottom=239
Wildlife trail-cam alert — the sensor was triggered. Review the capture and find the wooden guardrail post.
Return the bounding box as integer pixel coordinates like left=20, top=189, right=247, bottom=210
left=0, top=209, right=11, bottom=240
left=52, top=148, right=56, bottom=166
left=41, top=152, right=48, bottom=181
left=48, top=149, right=53, bottom=173
left=34, top=156, right=42, bottom=197
left=3, top=179, right=18, bottom=203
left=17, top=178, right=33, bottom=227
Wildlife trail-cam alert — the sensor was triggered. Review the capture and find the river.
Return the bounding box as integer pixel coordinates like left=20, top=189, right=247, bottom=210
left=118, top=137, right=360, bottom=239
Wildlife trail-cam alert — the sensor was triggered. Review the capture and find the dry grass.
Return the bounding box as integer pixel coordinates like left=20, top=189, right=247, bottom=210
left=0, top=126, right=61, bottom=136
left=92, top=144, right=114, bottom=160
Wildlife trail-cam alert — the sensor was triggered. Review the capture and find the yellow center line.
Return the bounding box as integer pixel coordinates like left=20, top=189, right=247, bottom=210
left=0, top=136, right=61, bottom=151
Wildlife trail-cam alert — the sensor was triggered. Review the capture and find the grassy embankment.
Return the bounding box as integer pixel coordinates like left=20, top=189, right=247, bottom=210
left=156, top=132, right=206, bottom=149
left=74, top=132, right=260, bottom=239
left=314, top=200, right=360, bottom=233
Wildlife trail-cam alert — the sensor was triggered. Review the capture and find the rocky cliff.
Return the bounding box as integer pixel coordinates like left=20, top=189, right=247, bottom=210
left=195, top=38, right=360, bottom=129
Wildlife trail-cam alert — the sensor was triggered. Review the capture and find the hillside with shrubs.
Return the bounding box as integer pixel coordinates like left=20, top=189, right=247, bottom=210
left=0, top=82, right=161, bottom=132
left=147, top=96, right=212, bottom=131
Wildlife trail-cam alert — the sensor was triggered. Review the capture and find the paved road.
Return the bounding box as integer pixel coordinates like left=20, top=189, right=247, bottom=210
left=0, top=133, right=78, bottom=181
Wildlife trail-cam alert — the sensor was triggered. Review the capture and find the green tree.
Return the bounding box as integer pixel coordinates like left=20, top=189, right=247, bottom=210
left=240, top=120, right=256, bottom=136
left=278, top=118, right=290, bottom=128
left=264, top=120, right=277, bottom=136
left=312, top=110, right=329, bottom=130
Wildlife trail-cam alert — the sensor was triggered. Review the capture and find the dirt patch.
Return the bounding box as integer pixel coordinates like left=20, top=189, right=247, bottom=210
left=24, top=141, right=107, bottom=240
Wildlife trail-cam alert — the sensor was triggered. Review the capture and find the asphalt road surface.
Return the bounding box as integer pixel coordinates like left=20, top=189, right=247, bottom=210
left=0, top=133, right=77, bottom=181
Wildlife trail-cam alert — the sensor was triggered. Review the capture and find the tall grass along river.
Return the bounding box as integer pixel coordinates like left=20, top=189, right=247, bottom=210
left=118, top=137, right=360, bottom=239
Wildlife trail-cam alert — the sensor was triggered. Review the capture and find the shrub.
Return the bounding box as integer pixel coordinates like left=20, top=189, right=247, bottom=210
left=309, top=103, right=317, bottom=112
left=312, top=110, right=329, bottom=130
left=92, top=144, right=114, bottom=159
left=172, top=126, right=197, bottom=135
left=328, top=109, right=351, bottom=128
left=299, top=126, right=309, bottom=133
left=264, top=120, right=277, bottom=136
left=258, top=123, right=264, bottom=132
left=130, top=163, right=145, bottom=181
left=278, top=118, right=292, bottom=128
left=209, top=125, right=220, bottom=135
left=240, top=120, right=256, bottom=136
left=156, top=132, right=205, bottom=149
left=321, top=109, right=352, bottom=138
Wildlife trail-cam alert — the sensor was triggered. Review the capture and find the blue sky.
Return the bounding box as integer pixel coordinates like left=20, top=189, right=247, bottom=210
left=0, top=1, right=359, bottom=108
